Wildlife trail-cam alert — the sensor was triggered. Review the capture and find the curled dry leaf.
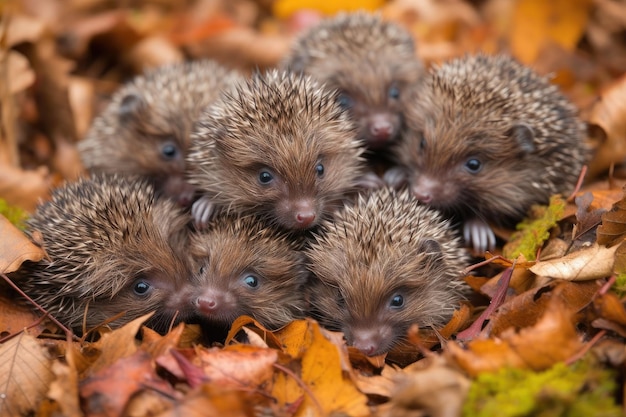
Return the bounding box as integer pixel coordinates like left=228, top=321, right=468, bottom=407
left=447, top=290, right=584, bottom=377
left=85, top=312, right=154, bottom=376
left=530, top=243, right=617, bottom=280
left=80, top=350, right=176, bottom=417
left=0, top=215, right=45, bottom=274
left=597, top=191, right=626, bottom=247
left=382, top=355, right=470, bottom=417
left=0, top=332, right=55, bottom=417
left=587, top=74, right=626, bottom=178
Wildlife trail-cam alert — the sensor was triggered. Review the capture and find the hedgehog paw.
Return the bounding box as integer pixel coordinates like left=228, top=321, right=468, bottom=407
left=463, top=218, right=496, bottom=254
left=191, top=196, right=216, bottom=230
left=382, top=167, right=408, bottom=189
left=355, top=171, right=386, bottom=190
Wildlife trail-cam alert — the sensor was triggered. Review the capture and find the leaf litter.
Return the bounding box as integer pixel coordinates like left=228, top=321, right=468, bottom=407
left=1, top=0, right=626, bottom=416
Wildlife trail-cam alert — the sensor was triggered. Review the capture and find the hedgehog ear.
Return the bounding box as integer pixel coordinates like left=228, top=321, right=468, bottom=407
left=418, top=239, right=442, bottom=256
left=117, top=91, right=148, bottom=125
left=506, top=123, right=535, bottom=154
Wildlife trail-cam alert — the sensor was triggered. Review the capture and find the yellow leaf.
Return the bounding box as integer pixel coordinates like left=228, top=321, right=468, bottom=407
left=509, top=0, right=592, bottom=64
left=272, top=319, right=369, bottom=417
left=273, top=0, right=384, bottom=20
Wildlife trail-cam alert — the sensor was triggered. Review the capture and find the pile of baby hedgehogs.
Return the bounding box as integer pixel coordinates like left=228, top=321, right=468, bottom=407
left=11, top=11, right=590, bottom=357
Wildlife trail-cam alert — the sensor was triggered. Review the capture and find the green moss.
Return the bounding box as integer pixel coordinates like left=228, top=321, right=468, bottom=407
left=463, top=359, right=620, bottom=417
left=612, top=273, right=626, bottom=298
left=503, top=195, right=565, bottom=261
left=0, top=199, right=29, bottom=230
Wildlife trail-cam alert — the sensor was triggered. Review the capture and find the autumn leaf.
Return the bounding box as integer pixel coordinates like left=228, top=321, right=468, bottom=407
left=509, top=0, right=592, bottom=64
left=272, top=319, right=369, bottom=417
left=530, top=243, right=617, bottom=280
left=447, top=288, right=584, bottom=376
left=0, top=214, right=45, bottom=274
left=0, top=332, right=55, bottom=417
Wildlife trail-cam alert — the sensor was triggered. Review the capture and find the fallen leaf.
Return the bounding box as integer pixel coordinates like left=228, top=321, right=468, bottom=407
left=0, top=214, right=45, bottom=274
left=447, top=290, right=584, bottom=376
left=0, top=164, right=51, bottom=212
left=80, top=350, right=176, bottom=417
left=530, top=243, right=617, bottom=280
left=273, top=0, right=385, bottom=19
left=85, top=312, right=153, bottom=376
left=586, top=74, right=626, bottom=179
left=0, top=332, right=54, bottom=417
left=597, top=189, right=626, bottom=247
left=509, top=0, right=592, bottom=64
left=272, top=319, right=369, bottom=417
left=382, top=355, right=470, bottom=417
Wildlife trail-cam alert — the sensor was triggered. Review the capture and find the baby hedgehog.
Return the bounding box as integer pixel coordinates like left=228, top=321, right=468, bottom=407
left=187, top=69, right=365, bottom=231
left=79, top=60, right=241, bottom=206
left=11, top=175, right=194, bottom=334
left=281, top=12, right=425, bottom=152
left=183, top=211, right=309, bottom=330
left=306, top=188, right=469, bottom=357
left=389, top=54, right=589, bottom=252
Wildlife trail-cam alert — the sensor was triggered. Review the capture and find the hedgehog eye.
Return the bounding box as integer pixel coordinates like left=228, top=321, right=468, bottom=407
left=242, top=274, right=259, bottom=288
left=199, top=265, right=206, bottom=275
left=133, top=279, right=153, bottom=296
left=258, top=170, right=274, bottom=185
left=337, top=93, right=354, bottom=110
left=464, top=158, right=482, bottom=173
left=388, top=85, right=400, bottom=100
left=315, top=163, right=325, bottom=178
left=417, top=132, right=426, bottom=151
left=161, top=142, right=179, bottom=160
left=389, top=294, right=404, bottom=309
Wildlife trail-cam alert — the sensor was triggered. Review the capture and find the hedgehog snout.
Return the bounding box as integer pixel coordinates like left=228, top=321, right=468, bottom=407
left=365, top=112, right=398, bottom=148
left=349, top=326, right=392, bottom=356
left=195, top=288, right=236, bottom=315
left=290, top=198, right=317, bottom=228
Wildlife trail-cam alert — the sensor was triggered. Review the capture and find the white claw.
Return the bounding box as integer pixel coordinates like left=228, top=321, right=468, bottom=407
left=463, top=218, right=496, bottom=254
left=382, top=167, right=408, bottom=189
left=192, top=196, right=216, bottom=230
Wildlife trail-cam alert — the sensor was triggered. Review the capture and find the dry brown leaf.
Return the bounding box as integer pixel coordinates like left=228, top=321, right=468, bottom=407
left=48, top=352, right=81, bottom=417
left=509, top=0, right=592, bottom=64
left=447, top=291, right=584, bottom=376
left=0, top=290, right=43, bottom=336
left=80, top=350, right=176, bottom=417
left=5, top=14, right=46, bottom=46
left=124, top=35, right=184, bottom=73
left=597, top=189, right=626, bottom=247
left=0, top=215, right=45, bottom=274
left=382, top=355, right=470, bottom=417
left=587, top=74, right=626, bottom=178
left=272, top=319, right=369, bottom=417
left=487, top=280, right=598, bottom=336
left=85, top=312, right=152, bottom=376
left=189, top=344, right=277, bottom=389
left=529, top=243, right=617, bottom=280
left=156, top=384, right=261, bottom=417
left=0, top=332, right=54, bottom=417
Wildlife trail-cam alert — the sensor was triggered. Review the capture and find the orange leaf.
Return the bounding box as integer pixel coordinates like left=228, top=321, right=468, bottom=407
left=0, top=215, right=45, bottom=274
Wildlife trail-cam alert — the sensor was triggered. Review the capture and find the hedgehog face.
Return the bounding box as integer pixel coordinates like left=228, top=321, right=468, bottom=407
left=186, top=214, right=308, bottom=329
left=305, top=188, right=468, bottom=356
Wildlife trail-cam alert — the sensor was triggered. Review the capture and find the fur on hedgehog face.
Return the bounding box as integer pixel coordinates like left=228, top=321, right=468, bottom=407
left=14, top=176, right=195, bottom=333
left=186, top=214, right=308, bottom=329
left=188, top=71, right=365, bottom=231
left=282, top=12, right=424, bottom=149
left=306, top=188, right=468, bottom=356
left=396, top=85, right=550, bottom=225
left=309, top=237, right=461, bottom=356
